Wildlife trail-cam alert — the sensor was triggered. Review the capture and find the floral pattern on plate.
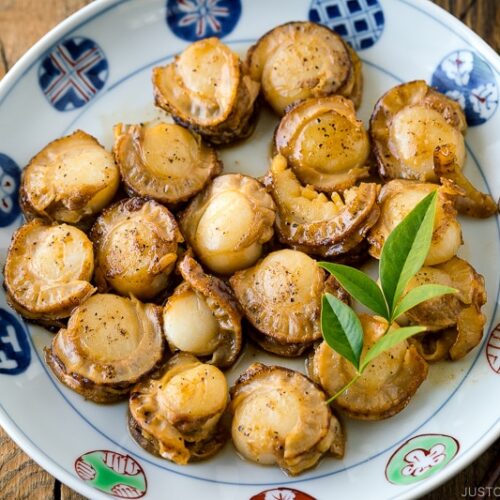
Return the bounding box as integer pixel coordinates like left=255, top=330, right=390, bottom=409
left=431, top=50, right=498, bottom=126
left=486, top=323, right=500, bottom=374
left=385, top=434, right=459, bottom=485
left=166, top=0, right=242, bottom=41
left=0, top=309, right=30, bottom=375
left=0, top=153, right=20, bottom=227
left=74, top=450, right=147, bottom=498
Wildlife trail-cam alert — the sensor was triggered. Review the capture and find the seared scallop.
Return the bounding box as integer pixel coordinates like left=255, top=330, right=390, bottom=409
left=264, top=155, right=379, bottom=258
left=230, top=249, right=346, bottom=356
left=129, top=353, right=229, bottom=464
left=433, top=145, right=497, bottom=218
left=20, top=130, right=120, bottom=225
left=4, top=219, right=95, bottom=327
left=45, top=293, right=164, bottom=403
left=308, top=315, right=428, bottom=420
left=231, top=363, right=344, bottom=475
left=370, top=80, right=466, bottom=182
left=367, top=179, right=462, bottom=265
left=179, top=174, right=275, bottom=275
left=91, top=197, right=183, bottom=301
left=275, top=96, right=370, bottom=192
left=153, top=37, right=260, bottom=144
left=402, top=257, right=486, bottom=361
left=113, top=122, right=221, bottom=206
left=246, top=21, right=361, bottom=115
left=163, top=254, right=242, bottom=368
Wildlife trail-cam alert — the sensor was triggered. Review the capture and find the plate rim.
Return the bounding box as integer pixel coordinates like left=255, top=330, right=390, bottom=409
left=0, top=0, right=499, bottom=499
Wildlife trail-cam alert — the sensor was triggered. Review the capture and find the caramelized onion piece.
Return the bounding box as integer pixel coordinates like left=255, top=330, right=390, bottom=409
left=4, top=219, right=95, bottom=325
left=433, top=145, right=497, bottom=218
left=113, top=122, right=221, bottom=205
left=20, top=130, right=120, bottom=225
left=265, top=155, right=379, bottom=257
left=247, top=21, right=359, bottom=115
left=367, top=179, right=462, bottom=265
left=370, top=81, right=466, bottom=182
left=163, top=254, right=242, bottom=368
left=402, top=257, right=486, bottom=361
left=230, top=249, right=343, bottom=356
left=231, top=363, right=344, bottom=475
left=275, top=96, right=370, bottom=192
left=309, top=315, right=428, bottom=420
left=45, top=294, right=164, bottom=403
left=129, top=353, right=228, bottom=464
left=153, top=38, right=259, bottom=144
left=179, top=174, right=275, bottom=275
left=91, top=198, right=183, bottom=300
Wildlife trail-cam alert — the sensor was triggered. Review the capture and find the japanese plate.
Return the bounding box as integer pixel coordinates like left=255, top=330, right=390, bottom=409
left=0, top=0, right=499, bottom=499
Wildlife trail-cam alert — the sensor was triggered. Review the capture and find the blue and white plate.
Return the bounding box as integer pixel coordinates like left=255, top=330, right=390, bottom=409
left=0, top=1, right=499, bottom=499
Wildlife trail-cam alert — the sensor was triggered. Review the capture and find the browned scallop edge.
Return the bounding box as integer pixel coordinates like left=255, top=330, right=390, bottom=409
left=44, top=348, right=133, bottom=403
left=245, top=21, right=351, bottom=94
left=127, top=408, right=229, bottom=462
left=245, top=321, right=314, bottom=357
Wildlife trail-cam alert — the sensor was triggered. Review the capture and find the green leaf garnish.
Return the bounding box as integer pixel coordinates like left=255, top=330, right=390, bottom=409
left=321, top=293, right=363, bottom=371
left=380, top=190, right=438, bottom=314
left=319, top=263, right=389, bottom=319
left=359, top=325, right=427, bottom=372
left=392, top=284, right=457, bottom=321
left=320, top=188, right=457, bottom=404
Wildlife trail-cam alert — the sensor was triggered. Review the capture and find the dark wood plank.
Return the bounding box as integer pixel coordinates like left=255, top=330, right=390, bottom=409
left=0, top=427, right=56, bottom=499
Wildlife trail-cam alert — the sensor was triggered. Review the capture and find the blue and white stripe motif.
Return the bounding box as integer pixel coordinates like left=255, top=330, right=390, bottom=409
left=38, top=37, right=108, bottom=112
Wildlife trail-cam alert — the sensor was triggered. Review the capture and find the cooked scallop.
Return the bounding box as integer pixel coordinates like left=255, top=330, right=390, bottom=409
left=230, top=249, right=346, bottom=356
left=231, top=363, right=344, bottom=475
left=370, top=80, right=466, bottom=182
left=308, top=315, right=428, bottom=420
left=274, top=96, right=370, bottom=192
left=153, top=37, right=260, bottom=144
left=129, top=353, right=229, bottom=464
left=4, top=219, right=95, bottom=326
left=113, top=122, right=221, bottom=206
left=179, top=174, right=275, bottom=275
left=163, top=254, right=242, bottom=368
left=91, top=197, right=183, bottom=300
left=264, top=155, right=379, bottom=258
left=402, top=257, right=486, bottom=361
left=433, top=145, right=497, bottom=218
left=246, top=21, right=361, bottom=115
left=20, top=130, right=120, bottom=225
left=367, top=179, right=462, bottom=265
left=45, top=293, right=164, bottom=403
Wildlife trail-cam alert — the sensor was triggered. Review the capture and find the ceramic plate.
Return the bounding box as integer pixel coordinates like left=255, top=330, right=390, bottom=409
left=0, top=0, right=499, bottom=498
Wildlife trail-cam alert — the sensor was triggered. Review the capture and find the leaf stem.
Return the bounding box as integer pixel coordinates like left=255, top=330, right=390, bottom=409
left=326, top=373, right=361, bottom=404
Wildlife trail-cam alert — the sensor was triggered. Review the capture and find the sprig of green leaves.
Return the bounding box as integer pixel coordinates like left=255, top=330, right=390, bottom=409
left=319, top=191, right=456, bottom=402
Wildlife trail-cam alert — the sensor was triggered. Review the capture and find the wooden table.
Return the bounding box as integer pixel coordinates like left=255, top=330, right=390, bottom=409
left=0, top=0, right=499, bottom=498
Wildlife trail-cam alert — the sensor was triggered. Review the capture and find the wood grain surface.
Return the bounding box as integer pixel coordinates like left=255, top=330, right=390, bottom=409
left=0, top=0, right=498, bottom=499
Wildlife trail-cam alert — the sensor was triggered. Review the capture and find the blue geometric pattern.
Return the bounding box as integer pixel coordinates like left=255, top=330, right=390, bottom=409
left=309, top=0, right=384, bottom=51
left=38, top=37, right=108, bottom=112
left=0, top=309, right=30, bottom=375
left=166, top=0, right=241, bottom=41
left=0, top=153, right=20, bottom=227
left=431, top=50, right=498, bottom=126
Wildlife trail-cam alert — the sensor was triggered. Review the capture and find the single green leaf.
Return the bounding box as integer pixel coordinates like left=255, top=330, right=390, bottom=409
left=321, top=293, right=363, bottom=371
left=392, top=284, right=457, bottom=321
left=319, top=262, right=389, bottom=319
left=360, top=325, right=426, bottom=372
left=380, top=191, right=438, bottom=314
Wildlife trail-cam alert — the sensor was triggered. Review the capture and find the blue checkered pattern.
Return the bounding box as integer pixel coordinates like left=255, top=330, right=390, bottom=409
left=309, top=0, right=384, bottom=51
